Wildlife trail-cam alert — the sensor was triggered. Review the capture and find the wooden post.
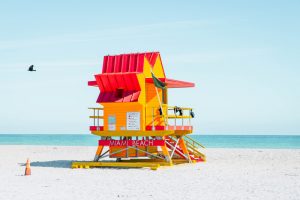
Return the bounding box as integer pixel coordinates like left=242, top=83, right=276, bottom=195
left=161, top=140, right=172, bottom=165
left=94, top=145, right=104, bottom=161
left=178, top=137, right=191, bottom=162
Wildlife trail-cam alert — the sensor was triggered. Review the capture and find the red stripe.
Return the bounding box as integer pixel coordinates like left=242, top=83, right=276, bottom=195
left=107, top=74, right=118, bottom=91
left=90, top=126, right=104, bottom=131
left=100, top=74, right=113, bottom=91
left=121, top=54, right=129, bottom=72
left=130, top=91, right=140, bottom=102
left=99, top=139, right=165, bottom=146
left=101, top=52, right=159, bottom=73
left=106, top=56, right=115, bottom=73
left=115, top=74, right=127, bottom=90
left=102, top=56, right=108, bottom=73
left=114, top=55, right=122, bottom=72
left=149, top=53, right=158, bottom=66
left=145, top=126, right=193, bottom=131
left=123, top=73, right=134, bottom=90
left=88, top=81, right=97, bottom=86
left=123, top=90, right=133, bottom=102
left=129, top=54, right=136, bottom=72
left=95, top=75, right=105, bottom=91
left=129, top=73, right=140, bottom=90
left=136, top=54, right=144, bottom=72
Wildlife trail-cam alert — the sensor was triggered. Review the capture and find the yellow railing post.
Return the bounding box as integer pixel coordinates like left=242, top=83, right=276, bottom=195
left=152, top=107, right=155, bottom=131
left=93, top=108, right=95, bottom=126
left=97, top=109, right=99, bottom=130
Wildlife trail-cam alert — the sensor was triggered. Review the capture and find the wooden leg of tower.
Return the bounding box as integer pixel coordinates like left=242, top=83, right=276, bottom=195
left=178, top=137, right=191, bottom=163
left=161, top=144, right=173, bottom=165
left=94, top=145, right=104, bottom=161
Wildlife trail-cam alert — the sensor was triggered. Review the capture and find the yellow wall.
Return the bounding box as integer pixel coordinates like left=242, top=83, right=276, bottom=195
left=137, top=73, right=146, bottom=105
left=152, top=54, right=166, bottom=78
left=143, top=55, right=165, bottom=78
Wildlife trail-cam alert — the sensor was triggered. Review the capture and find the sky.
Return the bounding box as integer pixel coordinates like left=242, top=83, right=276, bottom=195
left=0, top=0, right=299, bottom=135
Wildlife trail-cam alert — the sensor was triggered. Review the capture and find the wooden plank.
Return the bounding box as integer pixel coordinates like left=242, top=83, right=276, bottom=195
left=71, top=161, right=160, bottom=170
left=167, top=115, right=191, bottom=119
left=89, top=116, right=104, bottom=119
left=88, top=107, right=103, bottom=110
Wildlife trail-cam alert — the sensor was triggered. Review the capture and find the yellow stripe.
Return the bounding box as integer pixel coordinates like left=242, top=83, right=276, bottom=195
left=167, top=115, right=191, bottom=119
left=71, top=161, right=160, bottom=170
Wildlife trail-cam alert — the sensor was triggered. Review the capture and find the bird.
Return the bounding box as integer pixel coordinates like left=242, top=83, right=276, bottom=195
left=28, top=65, right=36, bottom=72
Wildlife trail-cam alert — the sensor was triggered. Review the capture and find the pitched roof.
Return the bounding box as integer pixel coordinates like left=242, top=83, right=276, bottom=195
left=102, top=52, right=159, bottom=73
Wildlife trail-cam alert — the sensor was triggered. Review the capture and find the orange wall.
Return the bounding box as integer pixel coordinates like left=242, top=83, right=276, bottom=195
left=145, top=83, right=166, bottom=127
left=101, top=102, right=144, bottom=131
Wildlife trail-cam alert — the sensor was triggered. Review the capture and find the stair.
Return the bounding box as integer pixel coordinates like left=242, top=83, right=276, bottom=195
left=165, top=137, right=189, bottom=160
left=165, top=136, right=206, bottom=162
left=184, top=135, right=206, bottom=162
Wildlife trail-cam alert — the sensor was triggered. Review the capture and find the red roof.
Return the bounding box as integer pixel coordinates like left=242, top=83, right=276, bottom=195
left=97, top=91, right=140, bottom=103
left=145, top=78, right=195, bottom=88
left=95, top=73, right=140, bottom=91
left=90, top=52, right=161, bottom=103
left=102, top=52, right=159, bottom=73
left=89, top=51, right=195, bottom=103
left=94, top=73, right=141, bottom=103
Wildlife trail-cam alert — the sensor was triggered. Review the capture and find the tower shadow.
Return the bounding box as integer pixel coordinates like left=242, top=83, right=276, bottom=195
left=19, top=160, right=74, bottom=168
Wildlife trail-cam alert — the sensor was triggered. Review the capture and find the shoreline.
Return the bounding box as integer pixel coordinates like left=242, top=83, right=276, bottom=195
left=1, top=135, right=299, bottom=149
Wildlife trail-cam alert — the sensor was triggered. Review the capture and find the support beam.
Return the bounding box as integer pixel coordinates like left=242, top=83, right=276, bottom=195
left=161, top=144, right=172, bottom=165
left=94, top=145, right=104, bottom=161
left=178, top=137, right=191, bottom=163
left=170, top=137, right=180, bottom=158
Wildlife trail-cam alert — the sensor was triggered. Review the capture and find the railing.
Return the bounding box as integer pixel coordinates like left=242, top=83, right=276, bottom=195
left=152, top=104, right=194, bottom=130
left=183, top=135, right=205, bottom=161
left=184, top=135, right=205, bottom=149
left=89, top=105, right=194, bottom=132
left=167, top=135, right=206, bottom=161
left=89, top=107, right=104, bottom=129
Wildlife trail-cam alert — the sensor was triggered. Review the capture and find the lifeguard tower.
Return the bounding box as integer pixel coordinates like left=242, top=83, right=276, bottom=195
left=72, top=52, right=205, bottom=170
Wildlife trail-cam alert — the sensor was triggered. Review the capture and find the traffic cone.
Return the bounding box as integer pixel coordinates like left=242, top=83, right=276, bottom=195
left=25, top=158, right=31, bottom=176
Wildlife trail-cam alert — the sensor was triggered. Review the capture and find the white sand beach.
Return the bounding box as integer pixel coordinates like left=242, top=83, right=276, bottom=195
left=0, top=146, right=299, bottom=200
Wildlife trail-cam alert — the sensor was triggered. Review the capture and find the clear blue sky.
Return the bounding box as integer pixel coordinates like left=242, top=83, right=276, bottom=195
left=0, top=0, right=299, bottom=134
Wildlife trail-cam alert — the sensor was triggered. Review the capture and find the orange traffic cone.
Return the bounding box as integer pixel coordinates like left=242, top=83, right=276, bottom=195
left=25, top=158, right=31, bottom=176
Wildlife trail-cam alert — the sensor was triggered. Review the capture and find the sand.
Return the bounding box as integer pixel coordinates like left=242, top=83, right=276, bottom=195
left=0, top=146, right=299, bottom=200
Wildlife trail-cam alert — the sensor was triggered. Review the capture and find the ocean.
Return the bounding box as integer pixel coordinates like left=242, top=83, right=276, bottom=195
left=0, top=134, right=299, bottom=149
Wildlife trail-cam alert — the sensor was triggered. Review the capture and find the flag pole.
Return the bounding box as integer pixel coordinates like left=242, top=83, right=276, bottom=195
left=150, top=68, right=167, bottom=127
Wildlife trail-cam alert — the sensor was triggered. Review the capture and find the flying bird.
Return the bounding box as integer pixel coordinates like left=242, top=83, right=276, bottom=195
left=28, top=65, right=36, bottom=72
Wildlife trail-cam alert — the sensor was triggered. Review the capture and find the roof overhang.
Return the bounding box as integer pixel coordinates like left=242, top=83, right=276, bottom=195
left=88, top=81, right=97, bottom=87
left=146, top=78, right=195, bottom=88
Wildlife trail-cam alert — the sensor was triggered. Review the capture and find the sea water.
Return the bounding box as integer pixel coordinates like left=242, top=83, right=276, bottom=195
left=0, top=134, right=299, bottom=149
